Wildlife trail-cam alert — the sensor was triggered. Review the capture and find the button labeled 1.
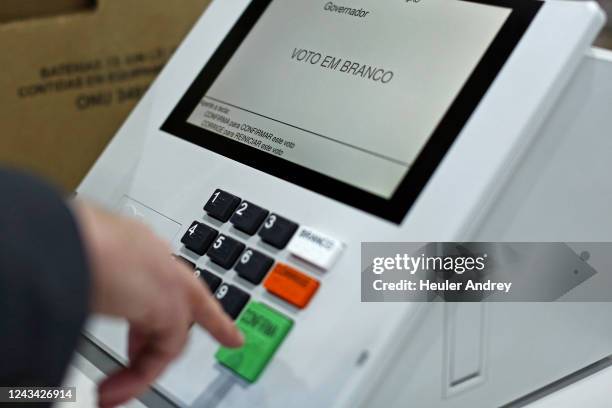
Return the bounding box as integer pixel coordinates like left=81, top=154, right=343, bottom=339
left=204, top=189, right=241, bottom=222
left=286, top=226, right=343, bottom=270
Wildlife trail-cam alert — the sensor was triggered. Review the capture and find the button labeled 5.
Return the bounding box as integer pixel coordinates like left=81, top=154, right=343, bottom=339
left=207, top=234, right=245, bottom=269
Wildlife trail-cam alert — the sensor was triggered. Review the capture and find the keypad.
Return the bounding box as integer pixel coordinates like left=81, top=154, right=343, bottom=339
left=235, top=248, right=274, bottom=285
left=196, top=268, right=222, bottom=293
left=230, top=201, right=269, bottom=235
left=258, top=213, right=298, bottom=249
left=179, top=188, right=341, bottom=382
left=215, top=283, right=250, bottom=320
left=207, top=234, right=245, bottom=269
left=204, top=189, right=241, bottom=222
left=181, top=221, right=218, bottom=255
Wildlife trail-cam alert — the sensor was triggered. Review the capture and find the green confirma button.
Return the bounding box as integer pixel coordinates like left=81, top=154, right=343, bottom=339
left=215, top=302, right=293, bottom=382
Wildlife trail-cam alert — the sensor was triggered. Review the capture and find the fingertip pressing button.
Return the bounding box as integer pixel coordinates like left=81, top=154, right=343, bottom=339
left=215, top=302, right=293, bottom=382
left=173, top=255, right=196, bottom=270
left=196, top=268, right=222, bottom=293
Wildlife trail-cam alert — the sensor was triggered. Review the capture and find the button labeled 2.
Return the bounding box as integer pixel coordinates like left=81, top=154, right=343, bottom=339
left=230, top=201, right=269, bottom=235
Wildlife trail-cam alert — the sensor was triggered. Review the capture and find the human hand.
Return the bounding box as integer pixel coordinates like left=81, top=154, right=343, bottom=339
left=74, top=202, right=243, bottom=407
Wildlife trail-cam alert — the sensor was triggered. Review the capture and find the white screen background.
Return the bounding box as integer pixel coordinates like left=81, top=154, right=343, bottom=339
left=188, top=0, right=510, bottom=198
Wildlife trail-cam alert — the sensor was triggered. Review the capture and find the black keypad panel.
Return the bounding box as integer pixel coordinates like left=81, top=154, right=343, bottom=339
left=215, top=283, right=250, bottom=320
left=230, top=201, right=269, bottom=235
left=235, top=248, right=274, bottom=285
left=196, top=269, right=222, bottom=293
left=258, top=213, right=299, bottom=249
left=204, top=189, right=241, bottom=222
left=207, top=234, right=246, bottom=269
left=181, top=221, right=218, bottom=255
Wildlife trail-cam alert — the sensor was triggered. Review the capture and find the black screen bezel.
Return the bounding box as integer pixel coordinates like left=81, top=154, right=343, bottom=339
left=162, top=0, right=542, bottom=224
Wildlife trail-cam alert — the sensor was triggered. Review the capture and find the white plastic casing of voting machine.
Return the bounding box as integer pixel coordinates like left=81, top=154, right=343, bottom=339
left=77, top=1, right=607, bottom=407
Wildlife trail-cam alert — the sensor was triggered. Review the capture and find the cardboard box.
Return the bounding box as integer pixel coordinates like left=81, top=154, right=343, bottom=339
left=595, top=0, right=612, bottom=49
left=0, top=0, right=211, bottom=191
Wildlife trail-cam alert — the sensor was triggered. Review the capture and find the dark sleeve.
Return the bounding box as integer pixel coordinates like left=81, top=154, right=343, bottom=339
left=0, top=169, right=90, bottom=387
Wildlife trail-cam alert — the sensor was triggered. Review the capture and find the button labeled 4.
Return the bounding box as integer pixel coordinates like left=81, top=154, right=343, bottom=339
left=180, top=221, right=217, bottom=255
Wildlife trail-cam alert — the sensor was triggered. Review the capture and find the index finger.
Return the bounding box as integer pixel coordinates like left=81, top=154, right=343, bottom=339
left=175, top=262, right=244, bottom=348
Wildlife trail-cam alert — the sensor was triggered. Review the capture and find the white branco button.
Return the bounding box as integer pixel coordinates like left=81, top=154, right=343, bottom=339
left=286, top=226, right=343, bottom=270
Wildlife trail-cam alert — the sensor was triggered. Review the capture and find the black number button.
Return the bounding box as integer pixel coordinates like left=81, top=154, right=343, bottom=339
left=196, top=269, right=222, bottom=293
left=204, top=189, right=241, bottom=222
left=215, top=284, right=250, bottom=320
left=181, top=221, right=218, bottom=255
left=235, top=249, right=274, bottom=284
left=207, top=234, right=246, bottom=269
left=230, top=201, right=269, bottom=235
left=258, top=214, right=298, bottom=249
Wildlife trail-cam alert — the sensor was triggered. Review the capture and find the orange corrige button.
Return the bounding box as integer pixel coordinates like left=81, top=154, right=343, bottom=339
left=263, top=263, right=320, bottom=308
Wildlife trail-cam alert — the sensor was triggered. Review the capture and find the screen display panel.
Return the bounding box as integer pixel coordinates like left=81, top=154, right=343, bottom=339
left=163, top=0, right=541, bottom=223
